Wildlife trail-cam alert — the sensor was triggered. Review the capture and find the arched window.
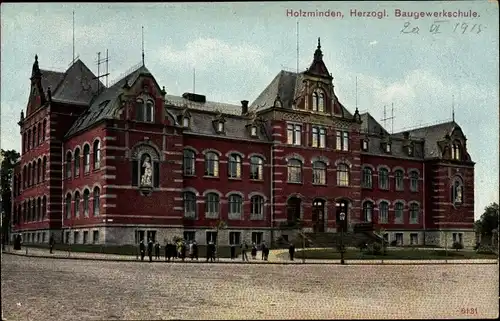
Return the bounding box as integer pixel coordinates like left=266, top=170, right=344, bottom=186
left=394, top=202, right=404, bottom=224
left=83, top=144, right=90, bottom=173
left=74, top=148, right=80, bottom=177
left=287, top=159, right=302, bottom=183
left=27, top=129, right=31, bottom=150
left=363, top=202, right=373, bottom=222
left=42, top=196, right=46, bottom=220
left=379, top=201, right=389, bottom=223
left=135, top=98, right=155, bottom=122
left=146, top=100, right=154, bottom=122
left=65, top=151, right=72, bottom=179
left=250, top=195, right=264, bottom=219
left=228, top=194, right=243, bottom=219
left=93, top=187, right=100, bottom=216
left=312, top=161, right=326, bottom=185
left=336, top=163, right=349, bottom=187
left=42, top=156, right=47, bottom=181
left=42, top=119, right=46, bottom=141
left=31, top=163, right=36, bottom=186
left=451, top=142, right=461, bottom=161
left=250, top=156, right=264, bottom=180
left=74, top=192, right=80, bottom=218
left=93, top=140, right=101, bottom=170
left=204, top=152, right=219, bottom=177
left=205, top=193, right=219, bottom=218
left=83, top=189, right=90, bottom=217
left=409, top=203, right=419, bottom=224
left=378, top=168, right=389, bottom=190
left=37, top=198, right=41, bottom=221
left=27, top=199, right=31, bottom=221
left=27, top=163, right=32, bottom=186
left=37, top=159, right=42, bottom=183
left=183, top=192, right=197, bottom=218
left=318, top=93, right=325, bottom=112
left=362, top=167, right=373, bottom=188
left=23, top=166, right=27, bottom=188
left=32, top=126, right=37, bottom=147
left=228, top=154, right=242, bottom=179
left=409, top=171, right=419, bottom=191
left=395, top=170, right=404, bottom=191
left=23, top=202, right=27, bottom=223
left=36, top=124, right=41, bottom=145
left=65, top=193, right=72, bottom=219
left=312, top=92, right=318, bottom=111
left=451, top=177, right=464, bottom=205
left=23, top=133, right=27, bottom=153
left=183, top=149, right=196, bottom=176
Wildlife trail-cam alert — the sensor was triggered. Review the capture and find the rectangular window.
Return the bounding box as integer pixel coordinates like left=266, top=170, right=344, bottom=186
left=183, top=231, right=196, bottom=242
left=74, top=231, right=80, bottom=244
left=410, top=233, right=418, bottom=245
left=311, top=126, right=326, bottom=148
left=362, top=140, right=368, bottom=151
left=312, top=126, right=318, bottom=147
left=93, top=231, right=99, bottom=244
left=228, top=195, right=242, bottom=220
left=249, top=157, right=263, bottom=180
left=83, top=231, right=88, bottom=244
left=206, top=231, right=218, bottom=244
left=147, top=231, right=157, bottom=243
left=336, top=131, right=349, bottom=151
left=287, top=123, right=302, bottom=145
left=336, top=131, right=342, bottom=150
left=378, top=203, right=389, bottom=223
left=342, top=132, right=349, bottom=151
left=65, top=231, right=70, bottom=244
left=229, top=232, right=241, bottom=245
left=252, top=232, right=263, bottom=245
left=394, top=203, right=404, bottom=224
left=395, top=233, right=403, bottom=246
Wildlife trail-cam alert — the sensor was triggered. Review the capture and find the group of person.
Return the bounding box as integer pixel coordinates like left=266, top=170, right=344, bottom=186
left=235, top=242, right=271, bottom=261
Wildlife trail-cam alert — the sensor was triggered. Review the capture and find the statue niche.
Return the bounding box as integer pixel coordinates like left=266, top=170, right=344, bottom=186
left=140, top=154, right=153, bottom=187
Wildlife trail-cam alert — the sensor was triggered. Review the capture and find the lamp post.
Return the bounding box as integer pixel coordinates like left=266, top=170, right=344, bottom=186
left=135, top=227, right=139, bottom=260
left=339, top=212, right=346, bottom=265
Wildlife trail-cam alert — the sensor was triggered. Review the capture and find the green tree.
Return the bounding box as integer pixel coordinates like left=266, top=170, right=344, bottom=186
left=1, top=149, right=20, bottom=245
left=476, top=203, right=499, bottom=236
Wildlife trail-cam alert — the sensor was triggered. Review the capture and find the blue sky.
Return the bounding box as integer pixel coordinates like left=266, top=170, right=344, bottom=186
left=1, top=2, right=498, bottom=219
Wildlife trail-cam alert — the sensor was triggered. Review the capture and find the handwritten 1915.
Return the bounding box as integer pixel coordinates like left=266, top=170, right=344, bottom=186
left=401, top=21, right=485, bottom=35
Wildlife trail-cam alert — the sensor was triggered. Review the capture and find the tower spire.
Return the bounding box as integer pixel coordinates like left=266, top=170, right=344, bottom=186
left=72, top=10, right=75, bottom=63
left=141, top=26, right=145, bottom=66
left=313, top=37, right=323, bottom=62
left=452, top=95, right=455, bottom=122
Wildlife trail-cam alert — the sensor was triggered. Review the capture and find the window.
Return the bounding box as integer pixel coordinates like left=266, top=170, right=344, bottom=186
left=229, top=232, right=241, bottom=245
left=250, top=126, right=257, bottom=137
left=183, top=231, right=196, bottom=242
left=228, top=154, right=242, bottom=179
left=93, top=140, right=101, bottom=170
left=363, top=202, right=373, bottom=222
left=362, top=168, right=372, bottom=188
left=312, top=161, right=326, bottom=185
left=74, top=192, right=80, bottom=218
left=336, top=163, right=349, bottom=186
left=31, top=163, right=35, bottom=186
left=228, top=194, right=243, bottom=219
left=336, top=131, right=349, bottom=151
left=37, top=159, right=41, bottom=183
left=250, top=195, right=264, bottom=219
left=32, top=127, right=36, bottom=148
left=183, top=192, right=197, bottom=218
left=250, top=156, right=264, bottom=180
left=378, top=168, right=389, bottom=190
left=183, top=150, right=196, bottom=176
left=183, top=117, right=190, bottom=128
left=65, top=194, right=71, bottom=218
left=136, top=98, right=154, bottom=122
left=65, top=151, right=72, bottom=179
left=409, top=203, right=419, bottom=224
left=28, top=129, right=31, bottom=150
left=83, top=144, right=90, bottom=173
left=312, top=90, right=325, bottom=112
left=83, top=189, right=90, bottom=217
left=42, top=119, right=46, bottom=141
left=451, top=143, right=461, bottom=160
left=217, top=121, right=224, bottom=133
left=205, top=193, right=219, bottom=218
left=286, top=123, right=302, bottom=145
left=74, top=148, right=80, bottom=177
left=74, top=231, right=80, bottom=244
left=311, top=126, right=326, bottom=148
left=65, top=231, right=70, bottom=244
left=451, top=178, right=464, bottom=205
left=395, top=170, right=404, bottom=191
left=83, top=231, right=88, bottom=244
left=409, top=171, right=419, bottom=191
left=410, top=233, right=418, bottom=245
left=42, top=157, right=46, bottom=181
left=394, top=202, right=404, bottom=224
left=287, top=159, right=302, bottom=183
left=206, top=231, right=217, bottom=244
left=379, top=201, right=389, bottom=223
left=395, top=233, right=403, bottom=246
left=407, top=145, right=414, bottom=156
left=362, top=140, right=368, bottom=151
left=204, top=152, right=219, bottom=177
left=385, top=143, right=391, bottom=153
left=252, top=232, right=263, bottom=245
left=453, top=233, right=463, bottom=245
left=93, top=187, right=100, bottom=216
left=93, top=231, right=99, bottom=244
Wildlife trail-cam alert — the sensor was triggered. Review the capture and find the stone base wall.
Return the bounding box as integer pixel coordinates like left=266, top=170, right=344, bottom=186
left=14, top=229, right=61, bottom=244
left=424, top=230, right=476, bottom=249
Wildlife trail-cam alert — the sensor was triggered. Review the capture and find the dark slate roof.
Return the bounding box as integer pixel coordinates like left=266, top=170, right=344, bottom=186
left=39, top=70, right=66, bottom=94
left=165, top=95, right=241, bottom=116
left=360, top=112, right=390, bottom=136
left=65, top=65, right=151, bottom=138
left=51, top=60, right=103, bottom=105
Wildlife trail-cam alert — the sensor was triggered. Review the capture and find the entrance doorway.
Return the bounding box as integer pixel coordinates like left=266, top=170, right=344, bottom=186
left=287, top=197, right=301, bottom=223
left=312, top=199, right=325, bottom=233
left=335, top=200, right=349, bottom=232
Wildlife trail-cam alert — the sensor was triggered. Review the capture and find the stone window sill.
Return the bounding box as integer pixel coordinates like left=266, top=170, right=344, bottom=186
left=362, top=186, right=373, bottom=190
left=312, top=183, right=327, bottom=186
left=250, top=178, right=264, bottom=182
left=250, top=216, right=264, bottom=220
left=287, top=181, right=303, bottom=185
left=228, top=177, right=242, bottom=181
left=203, top=176, right=219, bottom=179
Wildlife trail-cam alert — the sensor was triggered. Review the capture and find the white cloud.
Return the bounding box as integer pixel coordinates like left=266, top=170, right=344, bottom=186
left=369, top=40, right=378, bottom=46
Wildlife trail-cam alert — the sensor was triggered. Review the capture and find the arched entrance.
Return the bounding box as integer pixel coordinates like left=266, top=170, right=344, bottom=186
left=335, top=200, right=349, bottom=232
left=286, top=197, right=301, bottom=223
left=312, top=199, right=325, bottom=232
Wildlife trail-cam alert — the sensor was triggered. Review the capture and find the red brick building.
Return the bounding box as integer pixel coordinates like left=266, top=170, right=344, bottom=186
left=11, top=39, right=475, bottom=248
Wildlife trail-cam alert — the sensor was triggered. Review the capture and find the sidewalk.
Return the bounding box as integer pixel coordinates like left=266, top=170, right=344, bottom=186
left=3, top=246, right=498, bottom=265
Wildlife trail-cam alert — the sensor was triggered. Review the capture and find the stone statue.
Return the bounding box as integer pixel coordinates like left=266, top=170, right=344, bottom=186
left=455, top=185, right=462, bottom=203
left=141, top=156, right=152, bottom=186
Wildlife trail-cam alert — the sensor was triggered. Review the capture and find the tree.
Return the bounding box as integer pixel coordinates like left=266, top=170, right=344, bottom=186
left=213, top=219, right=227, bottom=261
left=1, top=149, right=20, bottom=245
left=476, top=203, right=499, bottom=236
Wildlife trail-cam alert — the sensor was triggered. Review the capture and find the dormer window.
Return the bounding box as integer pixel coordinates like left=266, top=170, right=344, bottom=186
left=312, top=89, right=325, bottom=112
left=135, top=98, right=154, bottom=122
left=362, top=140, right=369, bottom=151
left=385, top=143, right=391, bottom=153
left=217, top=121, right=224, bottom=133
left=250, top=126, right=258, bottom=137
left=183, top=117, right=190, bottom=128
left=407, top=145, right=414, bottom=156
left=451, top=141, right=461, bottom=160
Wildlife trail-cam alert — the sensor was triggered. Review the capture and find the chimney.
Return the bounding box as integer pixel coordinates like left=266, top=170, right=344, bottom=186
left=403, top=131, right=410, bottom=139
left=241, top=100, right=249, bottom=115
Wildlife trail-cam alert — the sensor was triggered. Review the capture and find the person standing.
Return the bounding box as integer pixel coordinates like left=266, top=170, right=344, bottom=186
left=289, top=243, right=295, bottom=261
left=139, top=240, right=146, bottom=261
left=206, top=241, right=213, bottom=262
left=154, top=241, right=160, bottom=260
left=251, top=243, right=257, bottom=260
left=181, top=241, right=187, bottom=262
left=230, top=244, right=236, bottom=260
left=189, top=241, right=195, bottom=260
left=165, top=241, right=170, bottom=261
left=241, top=242, right=249, bottom=262
left=147, top=239, right=153, bottom=262
left=49, top=234, right=55, bottom=254
left=192, top=241, right=198, bottom=260
left=261, top=242, right=267, bottom=260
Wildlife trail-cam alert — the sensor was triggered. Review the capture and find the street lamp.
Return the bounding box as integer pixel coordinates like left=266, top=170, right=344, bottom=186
left=339, top=212, right=346, bottom=265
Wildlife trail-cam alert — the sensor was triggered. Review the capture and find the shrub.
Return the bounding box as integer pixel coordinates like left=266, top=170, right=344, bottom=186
left=357, top=241, right=368, bottom=251
left=452, top=242, right=464, bottom=251
left=372, top=242, right=382, bottom=254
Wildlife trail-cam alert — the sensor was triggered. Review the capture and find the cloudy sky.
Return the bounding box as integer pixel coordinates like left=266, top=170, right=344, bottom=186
left=1, top=2, right=498, bottom=219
